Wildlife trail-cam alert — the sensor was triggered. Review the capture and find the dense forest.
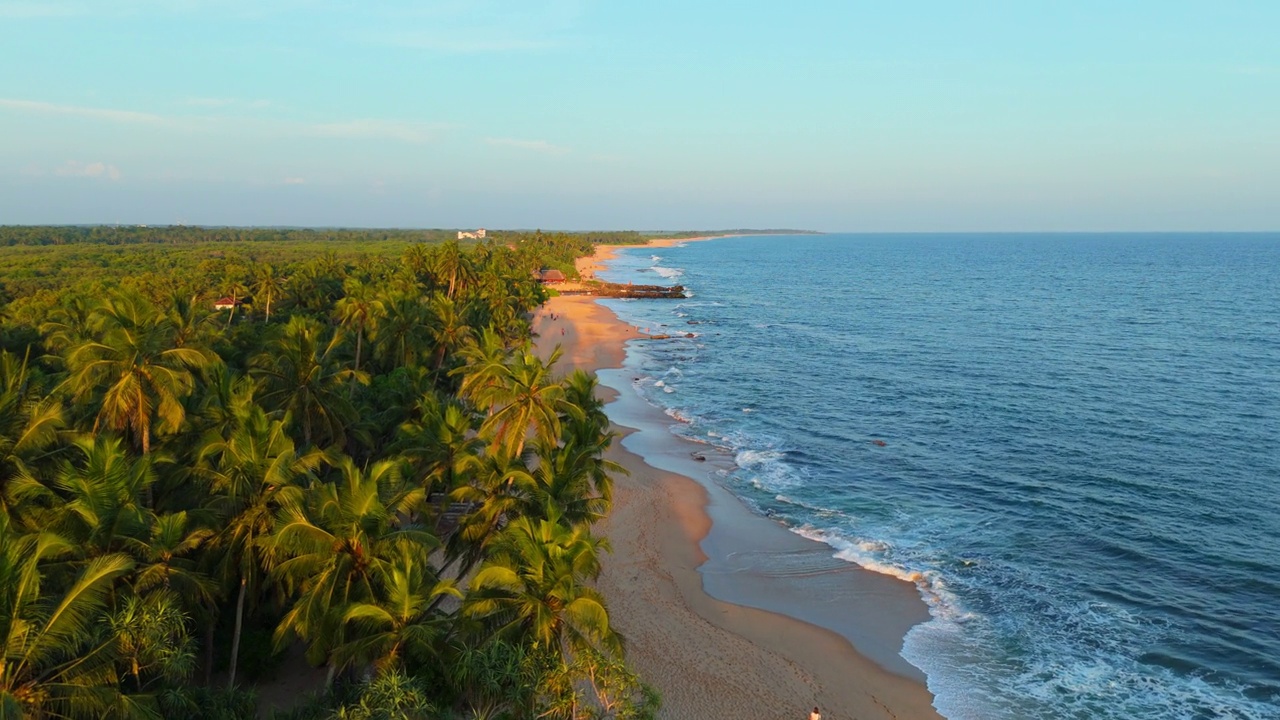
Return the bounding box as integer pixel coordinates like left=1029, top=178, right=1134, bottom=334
left=0, top=230, right=659, bottom=719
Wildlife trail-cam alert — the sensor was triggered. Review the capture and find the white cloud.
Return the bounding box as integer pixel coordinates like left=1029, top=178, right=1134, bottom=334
left=184, top=97, right=272, bottom=108
left=379, top=32, right=555, bottom=53
left=0, top=98, right=166, bottom=126
left=0, top=1, right=310, bottom=18
left=282, top=177, right=306, bottom=185
left=0, top=97, right=451, bottom=144
left=55, top=161, right=123, bottom=180
left=0, top=1, right=81, bottom=17
left=485, top=137, right=570, bottom=154
left=306, top=119, right=449, bottom=144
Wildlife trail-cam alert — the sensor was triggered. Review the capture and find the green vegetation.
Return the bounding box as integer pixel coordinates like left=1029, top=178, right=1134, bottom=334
left=0, top=231, right=659, bottom=719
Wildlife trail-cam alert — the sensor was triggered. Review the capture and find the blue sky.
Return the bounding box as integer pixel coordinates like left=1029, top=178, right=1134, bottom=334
left=1, top=0, right=1277, bottom=230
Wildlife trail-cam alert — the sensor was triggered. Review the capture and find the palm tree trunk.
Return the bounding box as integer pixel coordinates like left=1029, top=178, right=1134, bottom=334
left=354, top=330, right=363, bottom=373
left=141, top=425, right=154, bottom=508
left=204, top=623, right=216, bottom=685
left=228, top=577, right=247, bottom=690
left=227, top=291, right=238, bottom=329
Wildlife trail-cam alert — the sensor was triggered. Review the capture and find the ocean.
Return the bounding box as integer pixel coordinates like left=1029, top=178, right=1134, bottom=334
left=594, top=234, right=1280, bottom=720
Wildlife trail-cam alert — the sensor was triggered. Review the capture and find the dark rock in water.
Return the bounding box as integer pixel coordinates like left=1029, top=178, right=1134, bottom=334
left=871, top=439, right=887, bottom=447
left=685, top=333, right=696, bottom=338
left=692, top=453, right=706, bottom=461
left=590, top=281, right=687, bottom=299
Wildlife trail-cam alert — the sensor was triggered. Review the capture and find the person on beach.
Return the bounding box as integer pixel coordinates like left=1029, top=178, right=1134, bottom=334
left=809, top=707, right=821, bottom=720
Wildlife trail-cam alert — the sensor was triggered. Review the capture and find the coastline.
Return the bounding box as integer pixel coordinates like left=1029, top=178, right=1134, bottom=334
left=532, top=238, right=943, bottom=720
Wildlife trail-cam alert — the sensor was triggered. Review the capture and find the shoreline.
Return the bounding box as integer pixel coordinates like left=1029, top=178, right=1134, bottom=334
left=532, top=238, right=942, bottom=720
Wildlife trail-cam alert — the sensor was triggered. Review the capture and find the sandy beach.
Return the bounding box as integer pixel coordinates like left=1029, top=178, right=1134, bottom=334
left=532, top=239, right=943, bottom=720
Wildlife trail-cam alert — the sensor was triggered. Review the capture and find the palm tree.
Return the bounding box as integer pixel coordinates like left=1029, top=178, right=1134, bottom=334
left=529, top=438, right=617, bottom=530
left=558, top=370, right=611, bottom=449
left=288, top=261, right=344, bottom=316
left=464, top=513, right=621, bottom=661
left=394, top=393, right=482, bottom=510
left=334, top=280, right=386, bottom=373
left=401, top=244, right=433, bottom=287
left=219, top=269, right=251, bottom=328
left=268, top=457, right=438, bottom=679
left=65, top=291, right=212, bottom=455
left=0, top=350, right=65, bottom=519
left=163, top=291, right=216, bottom=350
left=251, top=316, right=365, bottom=448
left=479, top=346, right=565, bottom=458
left=0, top=517, right=138, bottom=718
left=446, top=449, right=535, bottom=576
left=453, top=328, right=513, bottom=412
left=49, top=436, right=155, bottom=560
left=198, top=401, right=320, bottom=689
left=39, top=294, right=95, bottom=357
left=424, top=293, right=473, bottom=375
left=332, top=542, right=458, bottom=673
left=191, top=365, right=255, bottom=445
left=373, top=293, right=431, bottom=373
left=432, top=240, right=476, bottom=300
left=126, top=511, right=215, bottom=608
left=251, top=263, right=288, bottom=323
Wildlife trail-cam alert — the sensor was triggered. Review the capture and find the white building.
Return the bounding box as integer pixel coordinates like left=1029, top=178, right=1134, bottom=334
left=457, top=228, right=487, bottom=240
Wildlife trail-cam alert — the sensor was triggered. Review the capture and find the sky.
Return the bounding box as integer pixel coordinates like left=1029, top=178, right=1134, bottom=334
left=1, top=0, right=1278, bottom=231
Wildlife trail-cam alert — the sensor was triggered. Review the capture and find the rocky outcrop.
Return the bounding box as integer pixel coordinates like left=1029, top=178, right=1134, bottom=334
left=590, top=282, right=687, bottom=299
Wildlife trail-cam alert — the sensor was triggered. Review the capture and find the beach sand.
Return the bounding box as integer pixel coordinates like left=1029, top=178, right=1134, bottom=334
left=531, top=240, right=943, bottom=720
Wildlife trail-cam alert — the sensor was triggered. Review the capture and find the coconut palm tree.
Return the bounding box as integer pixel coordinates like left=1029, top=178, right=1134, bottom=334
left=529, top=438, right=617, bottom=531
left=39, top=294, right=95, bottom=357
left=401, top=244, right=433, bottom=287
left=49, top=436, right=155, bottom=559
left=464, top=513, right=621, bottom=661
left=251, top=316, right=365, bottom=448
left=126, top=511, right=215, bottom=609
left=251, top=263, right=288, bottom=323
left=331, top=542, right=458, bottom=674
left=267, top=457, right=438, bottom=679
left=424, top=293, right=473, bottom=376
left=334, top=280, right=386, bottom=373
left=65, top=291, right=212, bottom=456
left=558, top=370, right=610, bottom=449
left=0, top=517, right=138, bottom=718
left=453, top=328, right=512, bottom=412
left=218, top=269, right=251, bottom=328
left=197, top=401, right=320, bottom=689
left=479, top=347, right=565, bottom=458
left=163, top=291, right=217, bottom=350
left=0, top=350, right=65, bottom=520
left=432, top=240, right=476, bottom=301
left=394, top=393, right=481, bottom=513
left=446, top=449, right=535, bottom=577
left=373, top=293, right=431, bottom=373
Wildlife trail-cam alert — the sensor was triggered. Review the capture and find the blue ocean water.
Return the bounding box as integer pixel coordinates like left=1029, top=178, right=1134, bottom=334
left=596, top=234, right=1280, bottom=720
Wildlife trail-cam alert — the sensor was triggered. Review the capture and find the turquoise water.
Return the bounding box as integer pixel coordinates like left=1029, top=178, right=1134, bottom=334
left=597, top=234, right=1280, bottom=719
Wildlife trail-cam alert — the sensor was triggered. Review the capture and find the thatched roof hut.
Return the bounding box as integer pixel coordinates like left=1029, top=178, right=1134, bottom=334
left=537, top=268, right=567, bottom=284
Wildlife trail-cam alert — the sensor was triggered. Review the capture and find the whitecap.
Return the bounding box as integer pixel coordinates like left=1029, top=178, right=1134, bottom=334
left=735, top=448, right=785, bottom=467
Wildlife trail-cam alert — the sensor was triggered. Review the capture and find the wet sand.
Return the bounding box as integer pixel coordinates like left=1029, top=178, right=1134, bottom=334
left=532, top=241, right=943, bottom=720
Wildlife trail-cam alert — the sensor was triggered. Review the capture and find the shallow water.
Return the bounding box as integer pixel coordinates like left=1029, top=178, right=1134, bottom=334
left=598, top=234, right=1280, bottom=720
